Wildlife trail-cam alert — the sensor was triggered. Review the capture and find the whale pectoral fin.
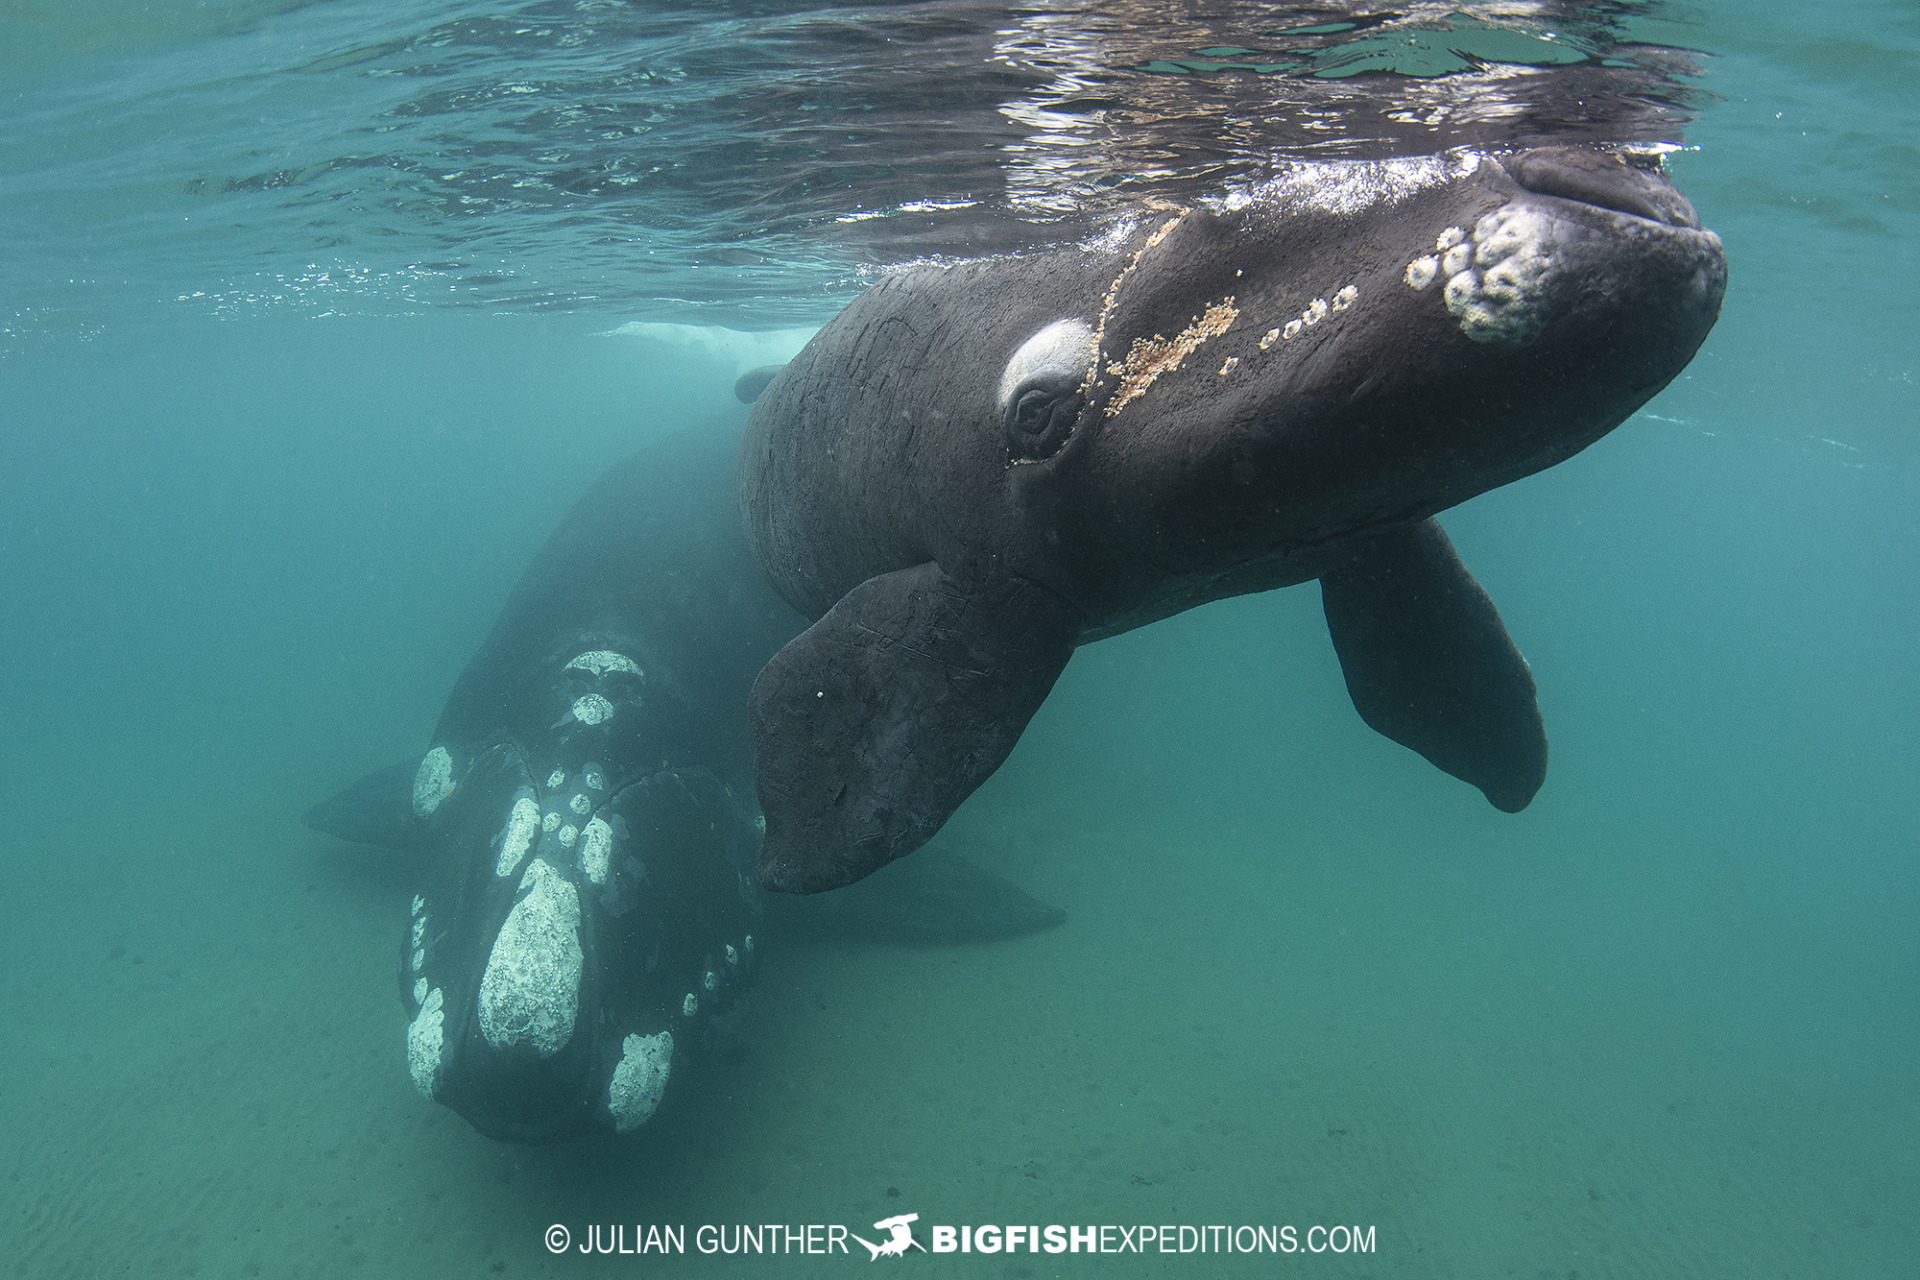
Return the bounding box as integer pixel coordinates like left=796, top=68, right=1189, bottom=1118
left=766, top=843, right=1066, bottom=944
left=751, top=563, right=1079, bottom=893
left=1320, top=519, right=1548, bottom=813
left=301, top=760, right=428, bottom=852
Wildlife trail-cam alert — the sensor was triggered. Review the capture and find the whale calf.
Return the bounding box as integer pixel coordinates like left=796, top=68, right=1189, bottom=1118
left=740, top=147, right=1727, bottom=892
left=306, top=423, right=1061, bottom=1142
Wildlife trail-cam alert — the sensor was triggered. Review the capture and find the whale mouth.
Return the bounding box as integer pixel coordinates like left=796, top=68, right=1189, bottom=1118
left=1499, top=147, right=1701, bottom=230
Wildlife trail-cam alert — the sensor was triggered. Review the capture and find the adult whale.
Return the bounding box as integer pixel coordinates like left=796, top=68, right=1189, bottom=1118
left=305, top=423, right=1062, bottom=1142
left=740, top=147, right=1727, bottom=893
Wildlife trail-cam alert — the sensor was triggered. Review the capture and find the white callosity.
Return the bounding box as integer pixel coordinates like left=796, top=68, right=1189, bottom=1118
left=997, top=318, right=1096, bottom=413
left=557, top=824, right=578, bottom=848
left=497, top=794, right=540, bottom=878
left=547, top=769, right=566, bottom=789
left=413, top=977, right=428, bottom=1005
left=607, top=1031, right=673, bottom=1132
left=411, top=747, right=454, bottom=818
left=1419, top=205, right=1563, bottom=344
left=571, top=693, right=615, bottom=726
left=565, top=650, right=643, bottom=679
left=406, top=987, right=445, bottom=1099
left=477, top=860, right=584, bottom=1056
left=541, top=811, right=562, bottom=834
left=579, top=816, right=614, bottom=886
left=569, top=793, right=591, bottom=816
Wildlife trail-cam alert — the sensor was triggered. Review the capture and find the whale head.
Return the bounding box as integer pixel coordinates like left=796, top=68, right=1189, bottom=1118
left=999, top=147, right=1726, bottom=625
left=400, top=645, right=762, bottom=1143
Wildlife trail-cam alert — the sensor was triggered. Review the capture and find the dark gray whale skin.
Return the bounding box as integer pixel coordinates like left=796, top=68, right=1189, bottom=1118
left=305, top=421, right=1062, bottom=1143
left=740, top=147, right=1728, bottom=894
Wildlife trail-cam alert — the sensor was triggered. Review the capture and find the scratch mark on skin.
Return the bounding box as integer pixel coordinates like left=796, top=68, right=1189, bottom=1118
left=1105, top=297, right=1239, bottom=416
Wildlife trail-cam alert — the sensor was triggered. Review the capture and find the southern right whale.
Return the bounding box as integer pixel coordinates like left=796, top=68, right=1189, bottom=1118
left=739, top=147, right=1728, bottom=892
left=305, top=421, right=1062, bottom=1143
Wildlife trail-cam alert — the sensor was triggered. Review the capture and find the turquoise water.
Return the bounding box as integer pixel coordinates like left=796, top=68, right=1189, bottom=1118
left=2, top=2, right=1916, bottom=1277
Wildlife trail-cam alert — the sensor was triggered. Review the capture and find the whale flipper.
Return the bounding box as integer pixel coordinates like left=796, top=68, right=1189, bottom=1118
left=751, top=562, right=1079, bottom=893
left=767, top=843, right=1065, bottom=944
left=301, top=759, right=428, bottom=852
left=1320, top=519, right=1548, bottom=813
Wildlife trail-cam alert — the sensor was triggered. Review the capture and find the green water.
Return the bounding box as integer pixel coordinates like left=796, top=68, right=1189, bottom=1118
left=1, top=1, right=1915, bottom=1276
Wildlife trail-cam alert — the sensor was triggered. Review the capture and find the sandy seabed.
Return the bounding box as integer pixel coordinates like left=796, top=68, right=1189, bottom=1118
left=5, top=666, right=1911, bottom=1280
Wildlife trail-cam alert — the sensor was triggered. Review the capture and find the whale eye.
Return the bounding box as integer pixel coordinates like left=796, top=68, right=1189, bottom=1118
left=998, top=318, right=1093, bottom=462
left=1005, top=377, right=1083, bottom=460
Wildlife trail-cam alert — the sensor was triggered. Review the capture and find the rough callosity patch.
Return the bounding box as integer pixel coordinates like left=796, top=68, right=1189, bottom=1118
left=478, top=860, right=584, bottom=1056
left=565, top=650, right=643, bottom=679
left=557, top=824, right=579, bottom=848
left=583, top=766, right=606, bottom=791
left=412, top=977, right=428, bottom=1005
left=407, top=986, right=445, bottom=1098
left=497, top=793, right=540, bottom=878
left=572, top=693, right=615, bottom=726
left=569, top=793, right=592, bottom=816
left=997, top=319, right=1095, bottom=412
left=1088, top=213, right=1187, bottom=393
left=1105, top=298, right=1239, bottom=416
left=1443, top=204, right=1564, bottom=344
left=412, top=747, right=454, bottom=818
left=1216, top=151, right=1481, bottom=217
left=547, top=769, right=567, bottom=789
left=541, top=810, right=562, bottom=833
left=579, top=816, right=614, bottom=885
left=607, top=1031, right=673, bottom=1132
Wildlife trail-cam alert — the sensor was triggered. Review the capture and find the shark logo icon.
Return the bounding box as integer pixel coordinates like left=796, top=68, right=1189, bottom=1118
left=850, top=1213, right=926, bottom=1260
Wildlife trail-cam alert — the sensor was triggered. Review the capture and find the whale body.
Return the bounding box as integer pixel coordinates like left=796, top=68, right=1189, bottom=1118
left=306, top=423, right=1062, bottom=1142
left=739, top=147, right=1727, bottom=893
